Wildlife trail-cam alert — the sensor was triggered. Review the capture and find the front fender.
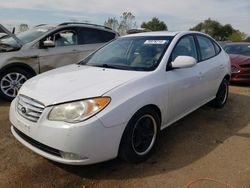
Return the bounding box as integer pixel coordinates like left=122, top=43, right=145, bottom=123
left=96, top=73, right=168, bottom=129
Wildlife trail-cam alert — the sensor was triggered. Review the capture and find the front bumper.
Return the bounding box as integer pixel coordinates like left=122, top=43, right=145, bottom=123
left=231, top=72, right=250, bottom=84
left=10, top=98, right=126, bottom=165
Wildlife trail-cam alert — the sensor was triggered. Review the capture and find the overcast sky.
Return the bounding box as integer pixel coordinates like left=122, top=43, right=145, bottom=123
left=0, top=0, right=249, bottom=35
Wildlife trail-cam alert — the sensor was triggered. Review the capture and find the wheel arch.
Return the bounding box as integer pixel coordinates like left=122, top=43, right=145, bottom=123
left=118, top=103, right=162, bottom=149
left=0, top=63, right=37, bottom=76
left=118, top=103, right=162, bottom=162
left=140, top=104, right=162, bottom=125
left=224, top=74, right=231, bottom=82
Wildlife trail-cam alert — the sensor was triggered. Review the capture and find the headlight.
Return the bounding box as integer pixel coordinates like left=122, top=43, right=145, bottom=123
left=231, top=66, right=240, bottom=73
left=48, top=97, right=110, bottom=123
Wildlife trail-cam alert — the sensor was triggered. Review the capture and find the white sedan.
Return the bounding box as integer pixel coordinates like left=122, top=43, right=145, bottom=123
left=10, top=31, right=231, bottom=165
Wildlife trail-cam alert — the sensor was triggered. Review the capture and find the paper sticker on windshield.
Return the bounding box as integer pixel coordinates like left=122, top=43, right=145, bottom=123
left=144, top=40, right=168, bottom=45
left=37, top=29, right=48, bottom=32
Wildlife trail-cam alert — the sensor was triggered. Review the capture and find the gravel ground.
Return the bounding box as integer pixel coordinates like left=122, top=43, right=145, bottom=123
left=0, top=85, right=250, bottom=188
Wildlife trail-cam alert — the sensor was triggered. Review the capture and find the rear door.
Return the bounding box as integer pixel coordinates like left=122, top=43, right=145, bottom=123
left=38, top=28, right=80, bottom=73
left=195, top=34, right=224, bottom=101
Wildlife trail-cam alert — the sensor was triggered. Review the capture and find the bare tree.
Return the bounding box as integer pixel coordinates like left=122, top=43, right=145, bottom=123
left=104, top=12, right=136, bottom=35
left=118, top=12, right=136, bottom=35
left=19, top=24, right=29, bottom=33
left=104, top=17, right=119, bottom=31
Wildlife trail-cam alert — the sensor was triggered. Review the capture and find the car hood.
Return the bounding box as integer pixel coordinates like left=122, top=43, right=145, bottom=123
left=0, top=24, right=23, bottom=47
left=0, top=33, right=7, bottom=39
left=19, top=65, right=146, bottom=106
left=230, top=54, right=250, bottom=65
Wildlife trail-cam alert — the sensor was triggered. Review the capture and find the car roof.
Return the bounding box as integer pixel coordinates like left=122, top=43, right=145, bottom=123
left=33, top=23, right=118, bottom=34
left=121, top=31, right=204, bottom=38
left=56, top=22, right=117, bottom=34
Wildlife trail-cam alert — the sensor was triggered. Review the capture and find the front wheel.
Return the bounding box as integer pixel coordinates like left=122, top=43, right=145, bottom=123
left=210, top=78, right=229, bottom=108
left=0, top=68, right=32, bottom=101
left=119, top=107, right=160, bottom=164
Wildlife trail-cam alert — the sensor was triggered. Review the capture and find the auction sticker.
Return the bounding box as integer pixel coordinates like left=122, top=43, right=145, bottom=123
left=37, top=29, right=49, bottom=32
left=144, top=40, right=168, bottom=44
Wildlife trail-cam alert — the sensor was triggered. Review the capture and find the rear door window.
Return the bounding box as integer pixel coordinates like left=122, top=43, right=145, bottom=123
left=78, top=28, right=116, bottom=44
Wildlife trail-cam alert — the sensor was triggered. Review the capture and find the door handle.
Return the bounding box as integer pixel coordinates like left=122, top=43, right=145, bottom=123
left=21, top=55, right=38, bottom=59
left=72, top=49, right=80, bottom=52
left=30, top=55, right=38, bottom=58
left=219, top=64, right=224, bottom=69
left=197, top=72, right=203, bottom=80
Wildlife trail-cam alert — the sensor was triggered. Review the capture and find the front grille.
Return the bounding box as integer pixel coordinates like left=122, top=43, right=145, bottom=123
left=17, top=95, right=45, bottom=123
left=13, top=126, right=61, bottom=157
left=240, top=64, right=250, bottom=68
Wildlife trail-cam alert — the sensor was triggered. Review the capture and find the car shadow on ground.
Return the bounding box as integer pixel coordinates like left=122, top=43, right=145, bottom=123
left=53, top=92, right=250, bottom=180
left=230, top=83, right=250, bottom=88
left=0, top=99, right=10, bottom=107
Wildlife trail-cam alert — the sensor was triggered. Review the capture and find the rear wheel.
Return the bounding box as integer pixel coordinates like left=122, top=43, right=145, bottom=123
left=210, top=78, right=229, bottom=108
left=119, top=107, right=160, bottom=164
left=0, top=68, right=33, bottom=101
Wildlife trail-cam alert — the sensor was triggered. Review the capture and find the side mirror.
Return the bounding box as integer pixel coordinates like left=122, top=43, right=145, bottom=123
left=171, top=56, right=197, bottom=69
left=43, top=40, right=55, bottom=48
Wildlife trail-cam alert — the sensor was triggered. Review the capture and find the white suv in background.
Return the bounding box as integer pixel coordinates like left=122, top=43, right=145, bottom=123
left=10, top=31, right=230, bottom=165
left=0, top=23, right=118, bottom=100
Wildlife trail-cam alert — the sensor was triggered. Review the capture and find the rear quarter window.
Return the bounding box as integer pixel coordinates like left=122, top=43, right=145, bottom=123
left=197, top=35, right=216, bottom=60
left=213, top=42, right=221, bottom=55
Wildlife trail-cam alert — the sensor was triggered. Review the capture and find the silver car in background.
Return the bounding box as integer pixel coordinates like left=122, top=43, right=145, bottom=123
left=0, top=23, right=118, bottom=100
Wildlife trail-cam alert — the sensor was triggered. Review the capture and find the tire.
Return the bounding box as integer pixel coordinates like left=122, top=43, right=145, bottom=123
left=210, top=78, right=229, bottom=108
left=119, top=107, right=160, bottom=164
left=0, top=68, right=33, bottom=101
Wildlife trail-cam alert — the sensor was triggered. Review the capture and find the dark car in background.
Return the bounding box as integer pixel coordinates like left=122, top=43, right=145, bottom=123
left=223, top=42, right=250, bottom=84
left=0, top=23, right=118, bottom=100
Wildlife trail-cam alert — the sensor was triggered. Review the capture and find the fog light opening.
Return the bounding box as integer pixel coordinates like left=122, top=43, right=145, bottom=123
left=231, top=66, right=240, bottom=73
left=60, top=151, right=88, bottom=160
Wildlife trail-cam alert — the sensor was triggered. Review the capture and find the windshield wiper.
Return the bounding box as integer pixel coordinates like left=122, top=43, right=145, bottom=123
left=90, top=64, right=130, bottom=70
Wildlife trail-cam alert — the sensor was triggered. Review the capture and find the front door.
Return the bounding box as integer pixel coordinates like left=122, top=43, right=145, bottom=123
left=38, top=29, right=80, bottom=73
left=166, top=35, right=202, bottom=123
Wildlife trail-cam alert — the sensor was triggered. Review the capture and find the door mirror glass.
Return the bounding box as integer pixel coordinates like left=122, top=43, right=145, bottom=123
left=43, top=40, right=55, bottom=48
left=172, top=56, right=197, bottom=69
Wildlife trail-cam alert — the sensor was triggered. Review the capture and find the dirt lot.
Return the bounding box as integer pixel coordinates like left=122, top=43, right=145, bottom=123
left=0, top=85, right=250, bottom=188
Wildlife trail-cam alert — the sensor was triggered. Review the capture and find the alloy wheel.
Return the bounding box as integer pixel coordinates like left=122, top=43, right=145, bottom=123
left=132, top=114, right=157, bottom=156
left=218, top=81, right=228, bottom=105
left=0, top=72, right=27, bottom=98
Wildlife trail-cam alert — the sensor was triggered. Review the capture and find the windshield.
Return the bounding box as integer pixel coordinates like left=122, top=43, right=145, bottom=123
left=0, top=26, right=53, bottom=50
left=81, top=36, right=173, bottom=71
left=224, top=44, right=250, bottom=56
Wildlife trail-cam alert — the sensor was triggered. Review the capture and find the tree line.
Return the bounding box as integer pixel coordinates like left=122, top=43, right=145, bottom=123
left=104, top=12, right=249, bottom=42
left=190, top=18, right=249, bottom=42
